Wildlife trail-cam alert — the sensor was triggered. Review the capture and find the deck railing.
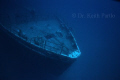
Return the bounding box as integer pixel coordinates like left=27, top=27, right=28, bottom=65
left=0, top=13, right=70, bottom=55
left=8, top=27, right=69, bottom=55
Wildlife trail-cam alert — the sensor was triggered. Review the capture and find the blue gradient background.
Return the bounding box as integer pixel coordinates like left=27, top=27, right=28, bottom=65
left=0, top=0, right=120, bottom=80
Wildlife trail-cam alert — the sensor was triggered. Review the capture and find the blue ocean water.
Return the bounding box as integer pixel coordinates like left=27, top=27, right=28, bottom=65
left=0, top=0, right=120, bottom=80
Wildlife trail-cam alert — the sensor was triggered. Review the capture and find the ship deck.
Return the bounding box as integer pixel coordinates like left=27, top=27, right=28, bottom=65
left=0, top=9, right=81, bottom=58
left=10, top=18, right=79, bottom=57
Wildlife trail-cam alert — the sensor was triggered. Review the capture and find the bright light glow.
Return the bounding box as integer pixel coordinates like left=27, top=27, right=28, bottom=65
left=69, top=50, right=81, bottom=58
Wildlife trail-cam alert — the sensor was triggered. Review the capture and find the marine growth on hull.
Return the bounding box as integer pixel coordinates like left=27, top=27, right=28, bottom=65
left=0, top=8, right=81, bottom=59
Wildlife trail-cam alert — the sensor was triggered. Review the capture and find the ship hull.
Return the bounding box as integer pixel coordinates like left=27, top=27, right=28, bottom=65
left=0, top=25, right=75, bottom=75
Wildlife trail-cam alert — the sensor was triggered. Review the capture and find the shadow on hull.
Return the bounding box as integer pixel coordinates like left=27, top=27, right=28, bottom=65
left=113, top=0, right=120, bottom=2
left=0, top=27, right=75, bottom=79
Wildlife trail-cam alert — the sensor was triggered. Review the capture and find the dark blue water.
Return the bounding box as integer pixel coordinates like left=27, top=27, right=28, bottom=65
left=0, top=0, right=120, bottom=80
